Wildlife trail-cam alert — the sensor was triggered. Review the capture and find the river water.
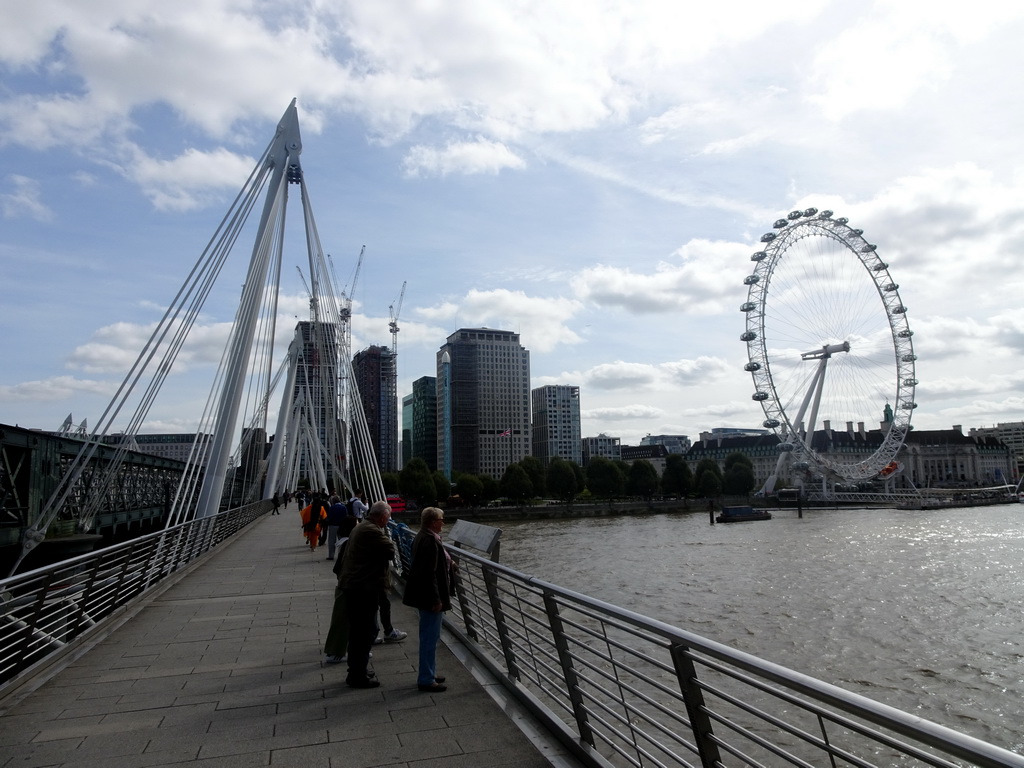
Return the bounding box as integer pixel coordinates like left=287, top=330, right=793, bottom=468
left=493, top=505, right=1024, bottom=754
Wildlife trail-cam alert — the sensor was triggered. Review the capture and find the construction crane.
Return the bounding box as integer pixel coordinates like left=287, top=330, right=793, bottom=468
left=339, top=246, right=364, bottom=327
left=295, top=266, right=313, bottom=318
left=389, top=281, right=406, bottom=358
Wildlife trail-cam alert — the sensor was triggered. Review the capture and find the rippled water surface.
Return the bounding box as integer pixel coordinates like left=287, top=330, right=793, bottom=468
left=494, top=506, right=1024, bottom=752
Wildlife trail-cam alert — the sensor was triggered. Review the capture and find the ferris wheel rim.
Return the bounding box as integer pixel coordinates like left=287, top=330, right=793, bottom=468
left=740, top=209, right=917, bottom=483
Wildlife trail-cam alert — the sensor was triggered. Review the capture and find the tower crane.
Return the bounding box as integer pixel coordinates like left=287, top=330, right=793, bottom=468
left=295, top=266, right=313, bottom=318
left=389, top=281, right=406, bottom=358
left=339, top=246, right=364, bottom=325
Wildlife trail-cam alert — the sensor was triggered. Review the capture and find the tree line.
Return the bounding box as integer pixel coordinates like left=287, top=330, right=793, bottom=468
left=385, top=452, right=756, bottom=508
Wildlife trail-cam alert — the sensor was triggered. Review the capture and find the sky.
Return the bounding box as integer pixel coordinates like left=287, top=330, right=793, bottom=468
left=2, top=0, right=1024, bottom=448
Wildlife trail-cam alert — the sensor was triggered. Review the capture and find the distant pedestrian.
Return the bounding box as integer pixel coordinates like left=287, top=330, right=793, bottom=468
left=271, top=492, right=281, bottom=515
left=402, top=507, right=456, bottom=693
left=349, top=489, right=368, bottom=520
left=338, top=501, right=395, bottom=688
left=325, top=495, right=347, bottom=560
left=300, top=493, right=328, bottom=551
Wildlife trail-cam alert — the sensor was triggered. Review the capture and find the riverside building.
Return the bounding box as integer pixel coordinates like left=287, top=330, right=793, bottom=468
left=531, top=385, right=582, bottom=466
left=582, top=434, right=621, bottom=465
left=352, top=344, right=398, bottom=473
left=409, top=375, right=438, bottom=471
left=437, top=329, right=530, bottom=478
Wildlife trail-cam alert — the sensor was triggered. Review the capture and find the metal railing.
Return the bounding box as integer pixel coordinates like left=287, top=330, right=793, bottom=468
left=0, top=501, right=268, bottom=690
left=389, top=525, right=1024, bottom=768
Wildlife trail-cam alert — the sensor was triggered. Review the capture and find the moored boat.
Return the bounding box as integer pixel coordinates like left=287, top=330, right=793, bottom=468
left=716, top=505, right=772, bottom=523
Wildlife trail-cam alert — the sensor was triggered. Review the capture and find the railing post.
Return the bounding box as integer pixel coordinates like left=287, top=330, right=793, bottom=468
left=542, top=590, right=595, bottom=747
left=14, top=572, right=56, bottom=673
left=669, top=643, right=722, bottom=768
left=70, top=557, right=104, bottom=637
left=481, top=565, right=519, bottom=680
left=451, top=554, right=477, bottom=641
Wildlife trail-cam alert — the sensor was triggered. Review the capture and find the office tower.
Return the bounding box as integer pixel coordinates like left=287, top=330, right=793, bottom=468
left=291, top=320, right=343, bottom=488
left=352, top=344, right=398, bottom=473
left=401, top=393, right=413, bottom=469
left=411, top=376, right=438, bottom=471
left=437, top=328, right=530, bottom=478
left=531, top=385, right=582, bottom=466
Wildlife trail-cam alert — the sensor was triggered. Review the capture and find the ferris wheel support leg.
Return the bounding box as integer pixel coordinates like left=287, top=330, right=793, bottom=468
left=805, top=358, right=829, bottom=443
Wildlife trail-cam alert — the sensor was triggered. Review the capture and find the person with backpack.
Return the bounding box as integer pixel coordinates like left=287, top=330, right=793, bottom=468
left=348, top=489, right=368, bottom=521
left=325, top=495, right=347, bottom=560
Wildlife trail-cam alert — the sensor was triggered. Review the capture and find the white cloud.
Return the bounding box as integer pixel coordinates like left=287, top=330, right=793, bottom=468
left=0, top=375, right=114, bottom=402
left=806, top=3, right=1024, bottom=121
left=572, top=239, right=750, bottom=314
left=419, top=288, right=582, bottom=354
left=66, top=319, right=233, bottom=375
left=583, top=404, right=664, bottom=420
left=1, top=175, right=53, bottom=221
left=124, top=145, right=258, bottom=211
left=403, top=138, right=525, bottom=177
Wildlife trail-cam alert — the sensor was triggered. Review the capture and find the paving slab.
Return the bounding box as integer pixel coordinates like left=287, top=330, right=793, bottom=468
left=0, top=510, right=584, bottom=768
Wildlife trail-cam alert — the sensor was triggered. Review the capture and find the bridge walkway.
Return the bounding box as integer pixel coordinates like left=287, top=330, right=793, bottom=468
left=0, top=510, right=579, bottom=768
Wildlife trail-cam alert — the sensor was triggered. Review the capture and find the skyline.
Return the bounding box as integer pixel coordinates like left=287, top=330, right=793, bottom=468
left=3, top=1, right=1024, bottom=446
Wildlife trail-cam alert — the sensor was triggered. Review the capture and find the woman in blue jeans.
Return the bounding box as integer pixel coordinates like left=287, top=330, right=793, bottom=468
left=402, top=507, right=455, bottom=692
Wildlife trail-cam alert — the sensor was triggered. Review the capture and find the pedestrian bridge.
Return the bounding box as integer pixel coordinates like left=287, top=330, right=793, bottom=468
left=1, top=506, right=1021, bottom=768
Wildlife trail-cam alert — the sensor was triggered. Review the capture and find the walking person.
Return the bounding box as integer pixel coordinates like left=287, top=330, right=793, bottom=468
left=402, top=507, right=456, bottom=693
left=300, top=493, right=328, bottom=552
left=271, top=492, right=281, bottom=515
left=325, top=495, right=347, bottom=560
left=338, top=501, right=395, bottom=688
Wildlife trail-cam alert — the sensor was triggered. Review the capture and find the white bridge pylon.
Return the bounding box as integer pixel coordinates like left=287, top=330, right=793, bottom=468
left=13, top=100, right=381, bottom=573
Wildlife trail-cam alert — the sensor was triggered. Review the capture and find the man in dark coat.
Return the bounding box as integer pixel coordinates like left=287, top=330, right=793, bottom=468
left=402, top=507, right=454, bottom=692
left=338, top=501, right=394, bottom=688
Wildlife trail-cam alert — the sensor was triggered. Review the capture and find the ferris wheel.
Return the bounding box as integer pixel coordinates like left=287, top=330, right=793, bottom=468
left=740, top=208, right=917, bottom=490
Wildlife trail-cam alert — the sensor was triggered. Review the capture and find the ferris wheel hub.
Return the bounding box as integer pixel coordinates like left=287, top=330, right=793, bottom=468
left=801, top=340, right=851, bottom=360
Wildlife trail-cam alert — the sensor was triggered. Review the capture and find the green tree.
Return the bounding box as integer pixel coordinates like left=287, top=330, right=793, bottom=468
left=519, top=456, right=546, bottom=498
left=457, top=474, right=483, bottom=505
left=570, top=461, right=586, bottom=495
left=693, top=458, right=723, bottom=495
left=546, top=457, right=578, bottom=502
left=724, top=452, right=753, bottom=472
left=723, top=463, right=756, bottom=495
left=381, top=472, right=399, bottom=495
left=697, top=469, right=723, bottom=498
left=480, top=474, right=500, bottom=502
left=433, top=471, right=452, bottom=504
left=627, top=460, right=659, bottom=500
left=500, top=464, right=533, bottom=502
left=660, top=454, right=692, bottom=498
left=399, top=458, right=437, bottom=507
left=721, top=452, right=755, bottom=495
left=586, top=456, right=625, bottom=499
